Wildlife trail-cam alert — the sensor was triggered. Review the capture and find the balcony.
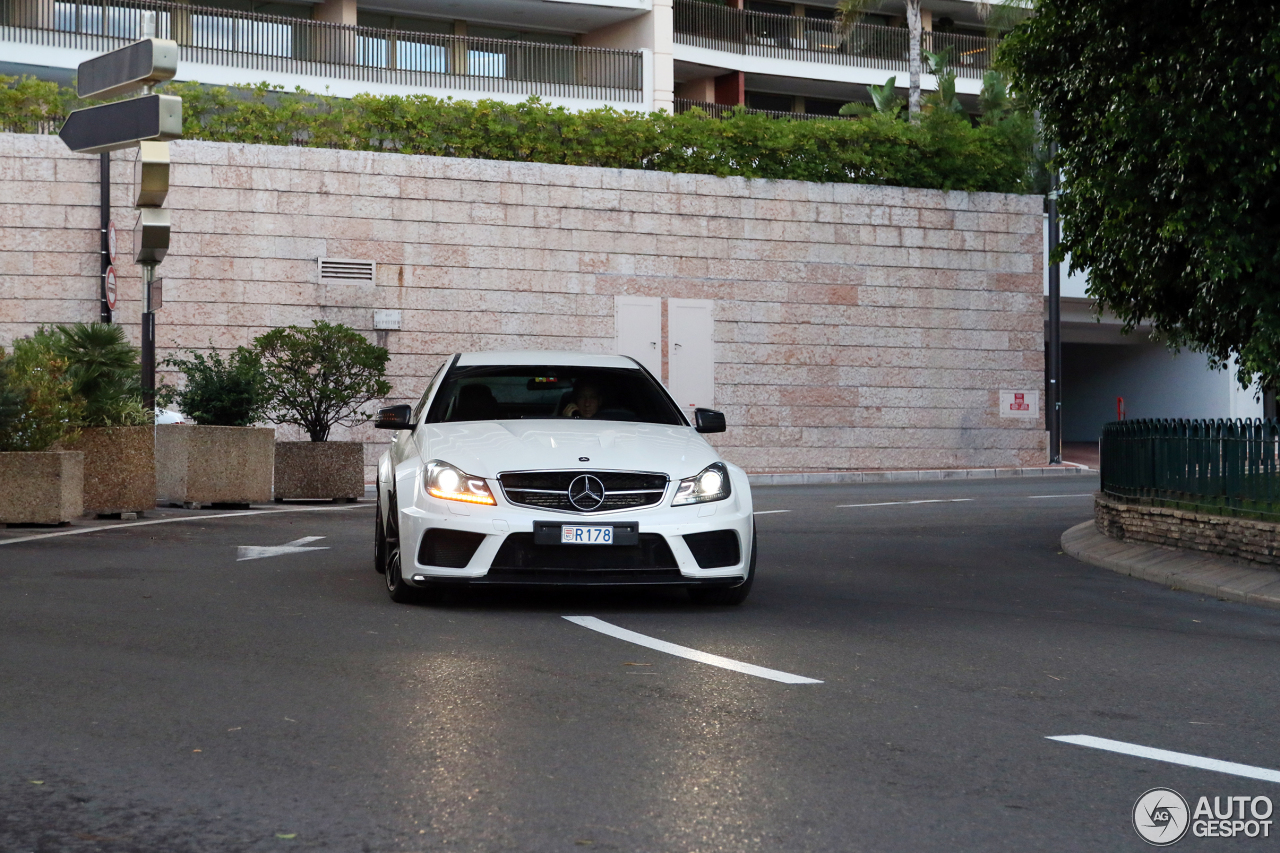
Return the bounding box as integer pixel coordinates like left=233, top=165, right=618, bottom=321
left=673, top=0, right=998, bottom=80
left=0, top=0, right=645, bottom=104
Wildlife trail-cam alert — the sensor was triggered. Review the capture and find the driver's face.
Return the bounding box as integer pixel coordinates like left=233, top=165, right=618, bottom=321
left=576, top=388, right=601, bottom=418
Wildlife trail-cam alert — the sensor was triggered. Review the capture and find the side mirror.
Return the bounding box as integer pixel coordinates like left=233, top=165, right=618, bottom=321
left=693, top=408, right=726, bottom=434
left=374, top=404, right=414, bottom=430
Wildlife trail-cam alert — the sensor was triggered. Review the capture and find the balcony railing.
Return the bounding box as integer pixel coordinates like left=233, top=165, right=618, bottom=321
left=674, top=0, right=997, bottom=80
left=0, top=0, right=645, bottom=102
left=674, top=98, right=851, bottom=121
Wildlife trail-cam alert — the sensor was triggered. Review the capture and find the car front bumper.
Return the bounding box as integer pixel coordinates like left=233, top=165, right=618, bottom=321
left=397, top=470, right=753, bottom=587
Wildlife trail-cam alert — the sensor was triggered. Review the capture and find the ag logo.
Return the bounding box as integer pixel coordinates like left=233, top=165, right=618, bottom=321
left=1134, top=788, right=1190, bottom=846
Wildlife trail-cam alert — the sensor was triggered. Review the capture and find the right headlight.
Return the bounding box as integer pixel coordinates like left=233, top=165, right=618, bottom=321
left=424, top=459, right=496, bottom=506
left=672, top=462, right=732, bottom=506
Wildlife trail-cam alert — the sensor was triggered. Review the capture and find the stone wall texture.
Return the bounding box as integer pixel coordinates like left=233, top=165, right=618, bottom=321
left=1, top=133, right=1046, bottom=476
left=1095, top=492, right=1280, bottom=567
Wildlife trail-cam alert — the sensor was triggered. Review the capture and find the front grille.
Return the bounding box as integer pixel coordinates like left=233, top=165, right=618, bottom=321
left=490, top=533, right=678, bottom=570
left=499, top=471, right=668, bottom=513
left=417, top=528, right=486, bottom=568
left=683, top=530, right=741, bottom=568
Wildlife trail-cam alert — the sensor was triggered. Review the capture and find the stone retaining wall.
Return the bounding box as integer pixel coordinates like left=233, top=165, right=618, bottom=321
left=1095, top=492, right=1280, bottom=567
left=1, top=133, right=1046, bottom=477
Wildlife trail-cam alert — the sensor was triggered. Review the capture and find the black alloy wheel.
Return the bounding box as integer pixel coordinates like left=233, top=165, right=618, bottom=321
left=689, top=521, right=756, bottom=606
left=383, top=492, right=417, bottom=604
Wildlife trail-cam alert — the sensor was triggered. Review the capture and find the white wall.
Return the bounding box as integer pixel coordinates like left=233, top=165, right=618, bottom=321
left=1062, top=342, right=1262, bottom=441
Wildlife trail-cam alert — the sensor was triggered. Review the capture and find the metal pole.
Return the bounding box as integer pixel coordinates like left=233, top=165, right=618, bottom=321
left=141, top=263, right=156, bottom=409
left=100, top=152, right=111, bottom=323
left=1047, top=140, right=1062, bottom=465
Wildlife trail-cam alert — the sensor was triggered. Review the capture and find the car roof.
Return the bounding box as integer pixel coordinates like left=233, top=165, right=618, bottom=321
left=455, top=351, right=641, bottom=369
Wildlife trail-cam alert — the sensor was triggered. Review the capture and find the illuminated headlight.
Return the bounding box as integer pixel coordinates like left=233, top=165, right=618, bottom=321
left=424, top=460, right=495, bottom=505
left=672, top=462, right=732, bottom=506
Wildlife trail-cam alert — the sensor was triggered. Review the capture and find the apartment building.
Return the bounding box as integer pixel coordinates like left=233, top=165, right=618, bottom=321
left=0, top=0, right=999, bottom=114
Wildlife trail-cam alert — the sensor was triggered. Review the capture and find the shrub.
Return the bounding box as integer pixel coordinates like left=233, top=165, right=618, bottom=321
left=0, top=336, right=83, bottom=452
left=42, top=323, right=150, bottom=427
left=254, top=322, right=392, bottom=442
left=0, top=76, right=1041, bottom=194
left=160, top=347, right=267, bottom=427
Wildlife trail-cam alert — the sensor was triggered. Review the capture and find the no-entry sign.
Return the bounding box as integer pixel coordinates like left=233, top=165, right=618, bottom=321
left=105, top=265, right=118, bottom=311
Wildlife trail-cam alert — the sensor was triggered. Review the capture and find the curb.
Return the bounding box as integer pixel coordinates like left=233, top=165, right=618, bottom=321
left=1061, top=521, right=1280, bottom=611
left=749, top=465, right=1094, bottom=487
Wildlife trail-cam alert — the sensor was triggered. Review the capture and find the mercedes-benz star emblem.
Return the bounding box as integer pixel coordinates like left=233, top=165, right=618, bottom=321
left=568, top=474, right=606, bottom=511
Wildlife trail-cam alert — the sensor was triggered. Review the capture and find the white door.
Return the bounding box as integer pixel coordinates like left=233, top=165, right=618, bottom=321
left=668, top=298, right=715, bottom=415
left=614, top=295, right=662, bottom=378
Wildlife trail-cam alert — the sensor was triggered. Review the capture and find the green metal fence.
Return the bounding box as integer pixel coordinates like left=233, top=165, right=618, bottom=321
left=1100, top=418, right=1280, bottom=520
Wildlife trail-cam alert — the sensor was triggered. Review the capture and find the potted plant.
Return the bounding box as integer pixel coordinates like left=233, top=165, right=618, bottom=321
left=254, top=321, right=391, bottom=502
left=156, top=346, right=274, bottom=508
left=43, top=323, right=154, bottom=518
left=0, top=336, right=85, bottom=525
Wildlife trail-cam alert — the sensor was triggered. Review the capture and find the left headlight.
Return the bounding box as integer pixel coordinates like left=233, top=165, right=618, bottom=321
left=424, top=460, right=496, bottom=505
left=672, top=462, right=732, bottom=506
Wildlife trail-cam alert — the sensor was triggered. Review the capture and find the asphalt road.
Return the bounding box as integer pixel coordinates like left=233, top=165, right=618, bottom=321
left=3, top=475, right=1280, bottom=852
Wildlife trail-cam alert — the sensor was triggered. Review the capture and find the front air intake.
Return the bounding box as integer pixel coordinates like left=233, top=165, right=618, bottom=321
left=417, top=529, right=485, bottom=568
left=683, top=530, right=740, bottom=568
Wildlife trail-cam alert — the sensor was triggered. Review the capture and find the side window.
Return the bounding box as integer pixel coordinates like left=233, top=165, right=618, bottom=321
left=412, top=361, right=447, bottom=423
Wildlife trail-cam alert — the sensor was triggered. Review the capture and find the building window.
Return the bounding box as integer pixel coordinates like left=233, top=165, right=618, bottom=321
left=745, top=91, right=794, bottom=112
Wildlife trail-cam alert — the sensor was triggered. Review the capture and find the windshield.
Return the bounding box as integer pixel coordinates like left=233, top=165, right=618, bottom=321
left=426, top=365, right=686, bottom=426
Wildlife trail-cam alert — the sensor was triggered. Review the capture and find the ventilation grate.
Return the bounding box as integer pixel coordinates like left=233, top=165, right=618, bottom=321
left=318, top=258, right=376, bottom=284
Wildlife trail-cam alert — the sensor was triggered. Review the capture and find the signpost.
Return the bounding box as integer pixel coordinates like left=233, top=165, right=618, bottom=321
left=61, top=11, right=181, bottom=407
left=104, top=266, right=118, bottom=312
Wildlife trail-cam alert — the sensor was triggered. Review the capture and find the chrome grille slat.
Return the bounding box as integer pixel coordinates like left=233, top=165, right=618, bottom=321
left=499, top=470, right=668, bottom=514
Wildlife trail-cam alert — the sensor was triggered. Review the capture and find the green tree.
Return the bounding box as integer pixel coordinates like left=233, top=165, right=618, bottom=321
left=43, top=323, right=150, bottom=427
left=1001, top=0, right=1280, bottom=390
left=839, top=76, right=905, bottom=118
left=0, top=337, right=83, bottom=452
left=838, top=0, right=924, bottom=120
left=254, top=322, right=392, bottom=442
left=161, top=347, right=268, bottom=427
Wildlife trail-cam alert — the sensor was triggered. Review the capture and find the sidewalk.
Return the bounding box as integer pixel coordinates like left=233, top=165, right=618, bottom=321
left=1062, top=520, right=1280, bottom=611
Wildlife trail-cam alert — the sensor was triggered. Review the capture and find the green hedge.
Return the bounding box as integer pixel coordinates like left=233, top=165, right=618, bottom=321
left=1, top=76, right=1039, bottom=193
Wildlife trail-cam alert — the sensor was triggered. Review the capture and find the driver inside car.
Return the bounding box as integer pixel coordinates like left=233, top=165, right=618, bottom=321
left=562, top=381, right=602, bottom=419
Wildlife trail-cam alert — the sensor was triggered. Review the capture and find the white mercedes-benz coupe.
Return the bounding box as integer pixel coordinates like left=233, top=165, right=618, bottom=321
left=372, top=351, right=755, bottom=605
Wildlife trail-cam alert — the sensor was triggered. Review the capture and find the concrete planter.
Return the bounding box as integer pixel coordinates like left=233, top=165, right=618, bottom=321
left=0, top=451, right=84, bottom=524
left=156, top=425, right=274, bottom=507
left=62, top=425, right=155, bottom=516
left=274, top=441, right=364, bottom=501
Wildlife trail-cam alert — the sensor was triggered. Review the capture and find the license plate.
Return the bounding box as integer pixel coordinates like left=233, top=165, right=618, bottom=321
left=561, top=525, right=613, bottom=545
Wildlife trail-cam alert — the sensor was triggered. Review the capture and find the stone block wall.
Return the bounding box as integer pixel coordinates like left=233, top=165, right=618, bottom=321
left=1095, top=492, right=1280, bottom=567
left=1, top=133, right=1046, bottom=477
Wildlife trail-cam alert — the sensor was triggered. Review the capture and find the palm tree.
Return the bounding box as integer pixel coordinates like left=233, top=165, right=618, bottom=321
left=837, top=0, right=923, bottom=121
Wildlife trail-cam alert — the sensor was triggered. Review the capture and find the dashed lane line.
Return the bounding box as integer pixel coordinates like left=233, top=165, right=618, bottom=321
left=0, top=503, right=371, bottom=547
left=563, top=616, right=823, bottom=685
left=1048, top=735, right=1280, bottom=784
left=1027, top=494, right=1095, bottom=499
left=836, top=499, right=975, bottom=508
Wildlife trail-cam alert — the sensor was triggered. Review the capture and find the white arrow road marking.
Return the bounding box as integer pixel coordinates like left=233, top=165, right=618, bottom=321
left=836, top=498, right=974, bottom=508
left=564, top=616, right=822, bottom=685
left=1048, top=735, right=1280, bottom=784
left=237, top=536, right=329, bottom=562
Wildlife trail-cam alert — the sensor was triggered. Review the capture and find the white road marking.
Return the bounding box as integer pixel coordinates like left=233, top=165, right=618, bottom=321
left=1027, top=494, right=1095, bottom=499
left=237, top=536, right=329, bottom=562
left=836, top=499, right=974, bottom=508
left=1048, top=735, right=1280, bottom=784
left=563, top=616, right=822, bottom=685
left=0, top=503, right=370, bottom=546
left=753, top=510, right=791, bottom=515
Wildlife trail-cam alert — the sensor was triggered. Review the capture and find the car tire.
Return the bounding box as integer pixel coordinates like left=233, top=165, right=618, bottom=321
left=383, top=492, right=419, bottom=604
left=374, top=489, right=387, bottom=575
left=689, top=522, right=756, bottom=606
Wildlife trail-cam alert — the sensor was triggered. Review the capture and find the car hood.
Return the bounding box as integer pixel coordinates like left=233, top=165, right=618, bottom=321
left=420, top=420, right=721, bottom=480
